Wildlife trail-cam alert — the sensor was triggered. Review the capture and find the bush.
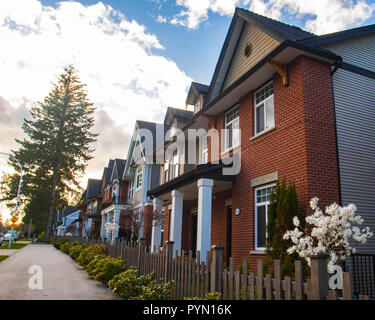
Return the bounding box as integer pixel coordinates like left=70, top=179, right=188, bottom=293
left=60, top=241, right=80, bottom=254
left=69, top=243, right=85, bottom=260
left=87, top=256, right=126, bottom=284
left=37, top=232, right=45, bottom=242
left=184, top=292, right=221, bottom=300
left=53, top=238, right=68, bottom=250
left=108, top=267, right=174, bottom=300
left=77, top=244, right=106, bottom=267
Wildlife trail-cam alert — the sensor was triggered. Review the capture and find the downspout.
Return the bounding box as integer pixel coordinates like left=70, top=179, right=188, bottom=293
left=330, top=57, right=343, bottom=205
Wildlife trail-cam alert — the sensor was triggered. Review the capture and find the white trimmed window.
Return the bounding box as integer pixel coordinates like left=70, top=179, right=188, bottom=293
left=224, top=105, right=240, bottom=151
left=255, top=82, right=274, bottom=135
left=172, top=150, right=179, bottom=178
left=136, top=167, right=143, bottom=189
left=164, top=162, right=169, bottom=183
left=111, top=183, right=118, bottom=199
left=128, top=180, right=134, bottom=200
left=255, top=184, right=276, bottom=249
left=201, top=135, right=208, bottom=164
left=195, top=100, right=201, bottom=113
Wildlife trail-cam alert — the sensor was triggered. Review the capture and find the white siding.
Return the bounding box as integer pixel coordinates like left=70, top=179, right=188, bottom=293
left=324, top=34, right=375, bottom=72
left=223, top=23, right=280, bottom=90
left=332, top=68, right=375, bottom=254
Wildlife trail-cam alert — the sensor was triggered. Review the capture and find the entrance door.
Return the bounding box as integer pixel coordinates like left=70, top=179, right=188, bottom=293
left=192, top=213, right=198, bottom=253
left=226, top=205, right=232, bottom=265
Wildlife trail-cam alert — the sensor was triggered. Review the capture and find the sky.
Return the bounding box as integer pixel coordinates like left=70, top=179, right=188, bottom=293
left=1, top=0, right=375, bottom=222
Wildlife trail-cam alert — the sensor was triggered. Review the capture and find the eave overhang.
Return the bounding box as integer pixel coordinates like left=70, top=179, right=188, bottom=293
left=148, top=160, right=236, bottom=199
left=181, top=40, right=342, bottom=131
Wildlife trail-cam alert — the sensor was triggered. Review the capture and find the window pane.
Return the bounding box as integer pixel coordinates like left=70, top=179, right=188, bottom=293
left=265, top=96, right=274, bottom=129
left=233, top=118, right=240, bottom=147
left=256, top=82, right=274, bottom=104
left=257, top=205, right=266, bottom=248
left=225, top=105, right=239, bottom=124
left=256, top=104, right=265, bottom=134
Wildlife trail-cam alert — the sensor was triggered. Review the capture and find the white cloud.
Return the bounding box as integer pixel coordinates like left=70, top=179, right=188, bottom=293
left=171, top=0, right=375, bottom=34
left=156, top=15, right=167, bottom=23
left=0, top=0, right=192, bottom=182
left=249, top=0, right=375, bottom=34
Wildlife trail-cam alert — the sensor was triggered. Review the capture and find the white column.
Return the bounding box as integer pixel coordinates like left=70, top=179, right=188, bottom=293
left=151, top=198, right=163, bottom=252
left=170, top=190, right=184, bottom=257
left=101, top=213, right=107, bottom=238
left=105, top=213, right=111, bottom=238
left=114, top=209, right=120, bottom=239
left=197, top=178, right=214, bottom=262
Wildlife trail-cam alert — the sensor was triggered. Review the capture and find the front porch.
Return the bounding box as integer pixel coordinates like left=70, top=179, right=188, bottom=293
left=148, top=162, right=236, bottom=262
left=100, top=204, right=131, bottom=239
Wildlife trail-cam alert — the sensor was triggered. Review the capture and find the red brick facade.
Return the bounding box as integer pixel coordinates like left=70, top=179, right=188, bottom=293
left=161, top=55, right=340, bottom=272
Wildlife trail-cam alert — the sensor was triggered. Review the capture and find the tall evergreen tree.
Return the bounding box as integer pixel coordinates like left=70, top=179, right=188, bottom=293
left=0, top=66, right=97, bottom=239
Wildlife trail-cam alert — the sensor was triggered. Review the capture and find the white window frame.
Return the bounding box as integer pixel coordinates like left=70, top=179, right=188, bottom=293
left=254, top=183, right=276, bottom=250
left=224, top=105, right=240, bottom=152
left=172, top=149, right=179, bottom=179
left=254, top=81, right=274, bottom=135
left=111, top=183, right=118, bottom=199
left=128, top=180, right=134, bottom=200
left=136, top=167, right=143, bottom=190
left=195, top=100, right=201, bottom=113
left=201, top=135, right=208, bottom=164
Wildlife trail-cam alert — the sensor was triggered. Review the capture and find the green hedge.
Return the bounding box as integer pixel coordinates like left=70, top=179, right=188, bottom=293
left=87, top=256, right=126, bottom=285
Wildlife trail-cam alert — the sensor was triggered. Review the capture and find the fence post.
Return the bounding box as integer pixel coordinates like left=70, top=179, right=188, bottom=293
left=309, top=253, right=329, bottom=300
left=137, top=238, right=145, bottom=275
left=210, top=245, right=224, bottom=294
left=164, top=241, right=174, bottom=282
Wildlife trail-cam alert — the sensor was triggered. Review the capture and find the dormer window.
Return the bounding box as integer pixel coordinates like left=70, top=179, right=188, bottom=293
left=195, top=100, right=202, bottom=113
left=128, top=180, right=134, bottom=200
left=170, top=124, right=176, bottom=137
left=136, top=167, right=143, bottom=190
left=111, top=183, right=118, bottom=199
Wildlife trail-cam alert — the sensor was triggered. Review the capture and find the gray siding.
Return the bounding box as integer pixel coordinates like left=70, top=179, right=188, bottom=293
left=223, top=23, right=280, bottom=90
left=324, top=34, right=375, bottom=72
left=332, top=68, right=375, bottom=254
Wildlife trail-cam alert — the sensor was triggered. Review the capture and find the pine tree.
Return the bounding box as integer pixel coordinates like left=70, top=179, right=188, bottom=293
left=265, top=179, right=307, bottom=278
left=1, top=66, right=97, bottom=239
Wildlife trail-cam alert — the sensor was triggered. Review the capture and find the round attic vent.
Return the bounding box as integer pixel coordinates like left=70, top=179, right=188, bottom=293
left=244, top=43, right=252, bottom=57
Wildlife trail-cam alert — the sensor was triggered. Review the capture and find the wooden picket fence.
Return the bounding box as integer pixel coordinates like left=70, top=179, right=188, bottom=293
left=55, top=236, right=370, bottom=300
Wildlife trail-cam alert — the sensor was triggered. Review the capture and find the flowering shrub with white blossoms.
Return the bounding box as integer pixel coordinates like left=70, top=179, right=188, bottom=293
left=283, top=197, right=373, bottom=272
left=105, top=222, right=119, bottom=235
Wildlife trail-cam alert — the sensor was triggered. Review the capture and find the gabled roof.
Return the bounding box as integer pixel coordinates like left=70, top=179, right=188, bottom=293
left=62, top=206, right=80, bottom=217
left=186, top=82, right=210, bottom=105
left=110, top=158, right=126, bottom=181
left=299, top=23, right=375, bottom=47
left=85, top=179, right=101, bottom=199
left=105, top=160, right=115, bottom=184
left=164, top=107, right=193, bottom=125
left=237, top=8, right=314, bottom=41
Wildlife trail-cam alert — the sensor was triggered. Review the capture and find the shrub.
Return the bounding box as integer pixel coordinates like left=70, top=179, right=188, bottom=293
left=108, top=267, right=174, bottom=300
left=37, top=232, right=45, bottom=242
left=69, top=243, right=85, bottom=260
left=184, top=292, right=221, bottom=300
left=60, top=241, right=80, bottom=254
left=77, top=244, right=106, bottom=267
left=53, top=238, right=68, bottom=250
left=86, top=254, right=107, bottom=275
left=88, top=256, right=126, bottom=284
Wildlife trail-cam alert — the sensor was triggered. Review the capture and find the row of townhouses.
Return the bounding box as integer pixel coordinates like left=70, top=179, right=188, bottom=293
left=58, top=8, right=375, bottom=269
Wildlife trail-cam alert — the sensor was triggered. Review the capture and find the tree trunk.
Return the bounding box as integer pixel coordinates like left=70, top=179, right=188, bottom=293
left=44, top=167, right=59, bottom=242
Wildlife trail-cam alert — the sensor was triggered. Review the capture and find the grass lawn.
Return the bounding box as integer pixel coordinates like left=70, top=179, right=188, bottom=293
left=0, top=242, right=28, bottom=250
left=0, top=256, right=9, bottom=262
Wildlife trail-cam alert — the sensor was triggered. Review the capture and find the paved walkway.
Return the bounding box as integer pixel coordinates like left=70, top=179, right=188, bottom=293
left=0, top=244, right=121, bottom=300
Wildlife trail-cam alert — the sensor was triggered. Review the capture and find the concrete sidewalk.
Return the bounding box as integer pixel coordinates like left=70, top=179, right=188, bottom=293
left=0, top=244, right=121, bottom=300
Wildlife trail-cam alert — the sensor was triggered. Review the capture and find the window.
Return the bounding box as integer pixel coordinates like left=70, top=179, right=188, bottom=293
left=128, top=180, right=134, bottom=200
left=195, top=100, right=201, bottom=113
left=255, top=184, right=276, bottom=249
left=136, top=167, right=143, bottom=189
left=224, top=105, right=240, bottom=151
left=111, top=183, right=117, bottom=199
left=164, top=163, right=169, bottom=183
left=201, top=135, right=208, bottom=164
left=255, top=82, right=274, bottom=135
left=172, top=150, right=179, bottom=179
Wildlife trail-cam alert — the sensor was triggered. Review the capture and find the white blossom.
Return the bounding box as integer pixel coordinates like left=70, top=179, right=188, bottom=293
left=283, top=198, right=373, bottom=270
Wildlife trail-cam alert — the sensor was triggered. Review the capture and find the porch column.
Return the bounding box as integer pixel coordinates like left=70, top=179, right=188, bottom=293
left=100, top=213, right=107, bottom=238
left=105, top=212, right=111, bottom=239
left=114, top=208, right=120, bottom=239
left=151, top=197, right=163, bottom=252
left=197, top=178, right=214, bottom=262
left=170, top=190, right=184, bottom=257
